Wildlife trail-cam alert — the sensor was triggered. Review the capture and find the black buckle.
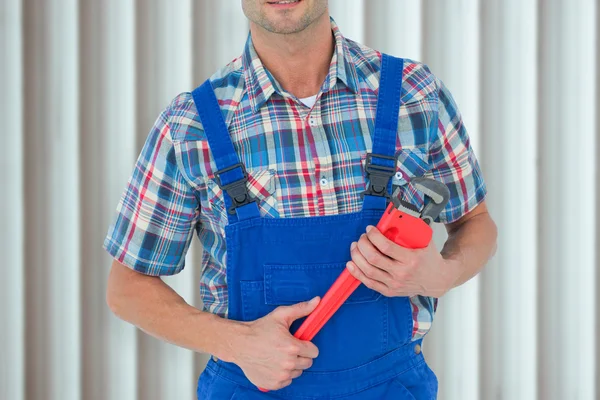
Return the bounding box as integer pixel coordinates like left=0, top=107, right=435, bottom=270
left=362, top=153, right=396, bottom=200
left=214, top=163, right=258, bottom=215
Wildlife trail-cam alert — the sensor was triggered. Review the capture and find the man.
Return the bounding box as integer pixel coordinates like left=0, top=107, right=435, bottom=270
left=104, top=1, right=497, bottom=398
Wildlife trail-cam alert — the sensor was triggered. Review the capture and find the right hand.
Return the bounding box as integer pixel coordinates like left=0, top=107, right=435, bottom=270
left=231, top=296, right=321, bottom=391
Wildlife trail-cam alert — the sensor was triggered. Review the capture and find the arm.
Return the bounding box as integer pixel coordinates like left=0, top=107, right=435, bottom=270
left=106, top=259, right=237, bottom=359
left=104, top=98, right=318, bottom=391
left=441, top=201, right=497, bottom=288
left=106, top=259, right=320, bottom=390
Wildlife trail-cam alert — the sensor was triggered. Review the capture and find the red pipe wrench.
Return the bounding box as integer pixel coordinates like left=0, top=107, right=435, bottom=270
left=293, top=177, right=450, bottom=341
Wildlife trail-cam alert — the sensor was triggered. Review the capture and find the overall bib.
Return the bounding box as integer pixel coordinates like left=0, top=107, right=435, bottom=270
left=193, top=54, right=438, bottom=399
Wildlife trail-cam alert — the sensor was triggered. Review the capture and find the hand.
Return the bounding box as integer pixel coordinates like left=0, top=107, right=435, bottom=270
left=346, top=225, right=458, bottom=298
left=230, top=297, right=320, bottom=391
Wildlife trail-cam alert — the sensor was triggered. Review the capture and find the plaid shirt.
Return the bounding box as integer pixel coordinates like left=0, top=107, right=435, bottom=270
left=104, top=18, right=487, bottom=340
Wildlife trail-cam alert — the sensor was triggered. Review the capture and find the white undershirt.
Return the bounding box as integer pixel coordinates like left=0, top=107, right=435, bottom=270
left=299, top=94, right=318, bottom=108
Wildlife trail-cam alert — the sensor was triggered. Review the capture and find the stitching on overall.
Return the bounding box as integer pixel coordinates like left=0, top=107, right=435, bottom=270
left=382, top=296, right=389, bottom=353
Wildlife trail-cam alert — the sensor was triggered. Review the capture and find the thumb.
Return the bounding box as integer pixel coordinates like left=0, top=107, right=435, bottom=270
left=272, top=296, right=320, bottom=326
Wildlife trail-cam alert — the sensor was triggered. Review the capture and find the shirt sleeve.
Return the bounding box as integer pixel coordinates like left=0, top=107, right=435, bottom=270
left=103, top=107, right=200, bottom=276
left=428, top=78, right=487, bottom=224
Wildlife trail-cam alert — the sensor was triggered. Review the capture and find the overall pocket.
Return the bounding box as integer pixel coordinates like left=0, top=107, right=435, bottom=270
left=240, top=263, right=382, bottom=322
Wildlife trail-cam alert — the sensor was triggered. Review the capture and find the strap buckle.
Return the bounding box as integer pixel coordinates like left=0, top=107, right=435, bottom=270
left=361, top=153, right=396, bottom=201
left=214, top=163, right=258, bottom=215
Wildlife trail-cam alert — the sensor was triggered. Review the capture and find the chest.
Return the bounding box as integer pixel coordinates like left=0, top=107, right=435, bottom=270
left=175, top=90, right=436, bottom=226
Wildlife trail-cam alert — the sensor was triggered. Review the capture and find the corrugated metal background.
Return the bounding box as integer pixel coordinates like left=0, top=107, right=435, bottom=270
left=1, top=1, right=597, bottom=399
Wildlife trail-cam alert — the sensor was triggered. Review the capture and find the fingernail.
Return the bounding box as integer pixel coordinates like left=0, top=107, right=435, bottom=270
left=350, top=242, right=357, bottom=250
left=346, top=262, right=354, bottom=272
left=366, top=225, right=373, bottom=232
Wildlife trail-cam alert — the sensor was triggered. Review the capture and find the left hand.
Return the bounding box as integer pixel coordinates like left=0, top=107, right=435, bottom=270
left=346, top=225, right=458, bottom=298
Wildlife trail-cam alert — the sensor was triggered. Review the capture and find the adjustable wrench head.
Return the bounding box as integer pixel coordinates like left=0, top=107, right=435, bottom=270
left=395, top=177, right=451, bottom=225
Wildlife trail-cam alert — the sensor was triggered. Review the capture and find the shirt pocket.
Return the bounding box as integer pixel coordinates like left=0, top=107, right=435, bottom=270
left=205, top=168, right=280, bottom=221
left=392, top=147, right=431, bottom=210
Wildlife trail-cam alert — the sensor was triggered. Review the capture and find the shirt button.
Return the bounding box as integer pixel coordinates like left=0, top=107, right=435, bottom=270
left=414, top=344, right=422, bottom=355
left=212, top=355, right=218, bottom=362
left=320, top=177, right=329, bottom=186
left=309, top=118, right=317, bottom=126
left=395, top=171, right=403, bottom=180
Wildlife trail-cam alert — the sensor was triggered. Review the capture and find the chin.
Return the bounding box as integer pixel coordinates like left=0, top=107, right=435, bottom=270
left=261, top=13, right=314, bottom=34
left=265, top=22, right=305, bottom=34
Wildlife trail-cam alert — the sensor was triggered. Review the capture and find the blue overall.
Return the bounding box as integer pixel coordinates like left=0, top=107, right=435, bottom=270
left=193, top=54, right=438, bottom=399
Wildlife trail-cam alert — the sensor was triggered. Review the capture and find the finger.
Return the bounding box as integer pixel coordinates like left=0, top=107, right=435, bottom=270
left=295, top=340, right=319, bottom=359
left=346, top=261, right=391, bottom=296
left=294, top=356, right=313, bottom=370
left=269, top=379, right=292, bottom=391
left=365, top=225, right=414, bottom=263
left=350, top=242, right=392, bottom=283
left=290, top=369, right=303, bottom=379
left=278, top=380, right=292, bottom=390
left=355, top=234, right=397, bottom=272
left=273, top=296, right=320, bottom=325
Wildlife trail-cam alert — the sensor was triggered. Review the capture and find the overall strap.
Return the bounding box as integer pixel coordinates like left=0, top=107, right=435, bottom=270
left=192, top=80, right=261, bottom=222
left=362, top=53, right=405, bottom=211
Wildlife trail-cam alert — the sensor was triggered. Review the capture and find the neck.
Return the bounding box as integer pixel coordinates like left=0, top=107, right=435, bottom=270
left=249, top=13, right=334, bottom=98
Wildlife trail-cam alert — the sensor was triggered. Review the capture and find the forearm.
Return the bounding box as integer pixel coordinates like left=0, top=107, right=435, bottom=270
left=441, top=208, right=498, bottom=288
left=106, top=261, right=244, bottom=362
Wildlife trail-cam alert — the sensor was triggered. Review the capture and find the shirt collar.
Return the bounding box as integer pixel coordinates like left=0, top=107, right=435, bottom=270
left=242, top=17, right=360, bottom=113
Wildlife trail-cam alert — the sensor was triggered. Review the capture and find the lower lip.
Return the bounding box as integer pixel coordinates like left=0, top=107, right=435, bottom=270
left=267, top=0, right=301, bottom=9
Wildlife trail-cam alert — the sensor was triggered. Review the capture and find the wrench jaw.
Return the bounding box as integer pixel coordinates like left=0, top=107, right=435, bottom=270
left=392, top=177, right=451, bottom=225
left=391, top=188, right=422, bottom=219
